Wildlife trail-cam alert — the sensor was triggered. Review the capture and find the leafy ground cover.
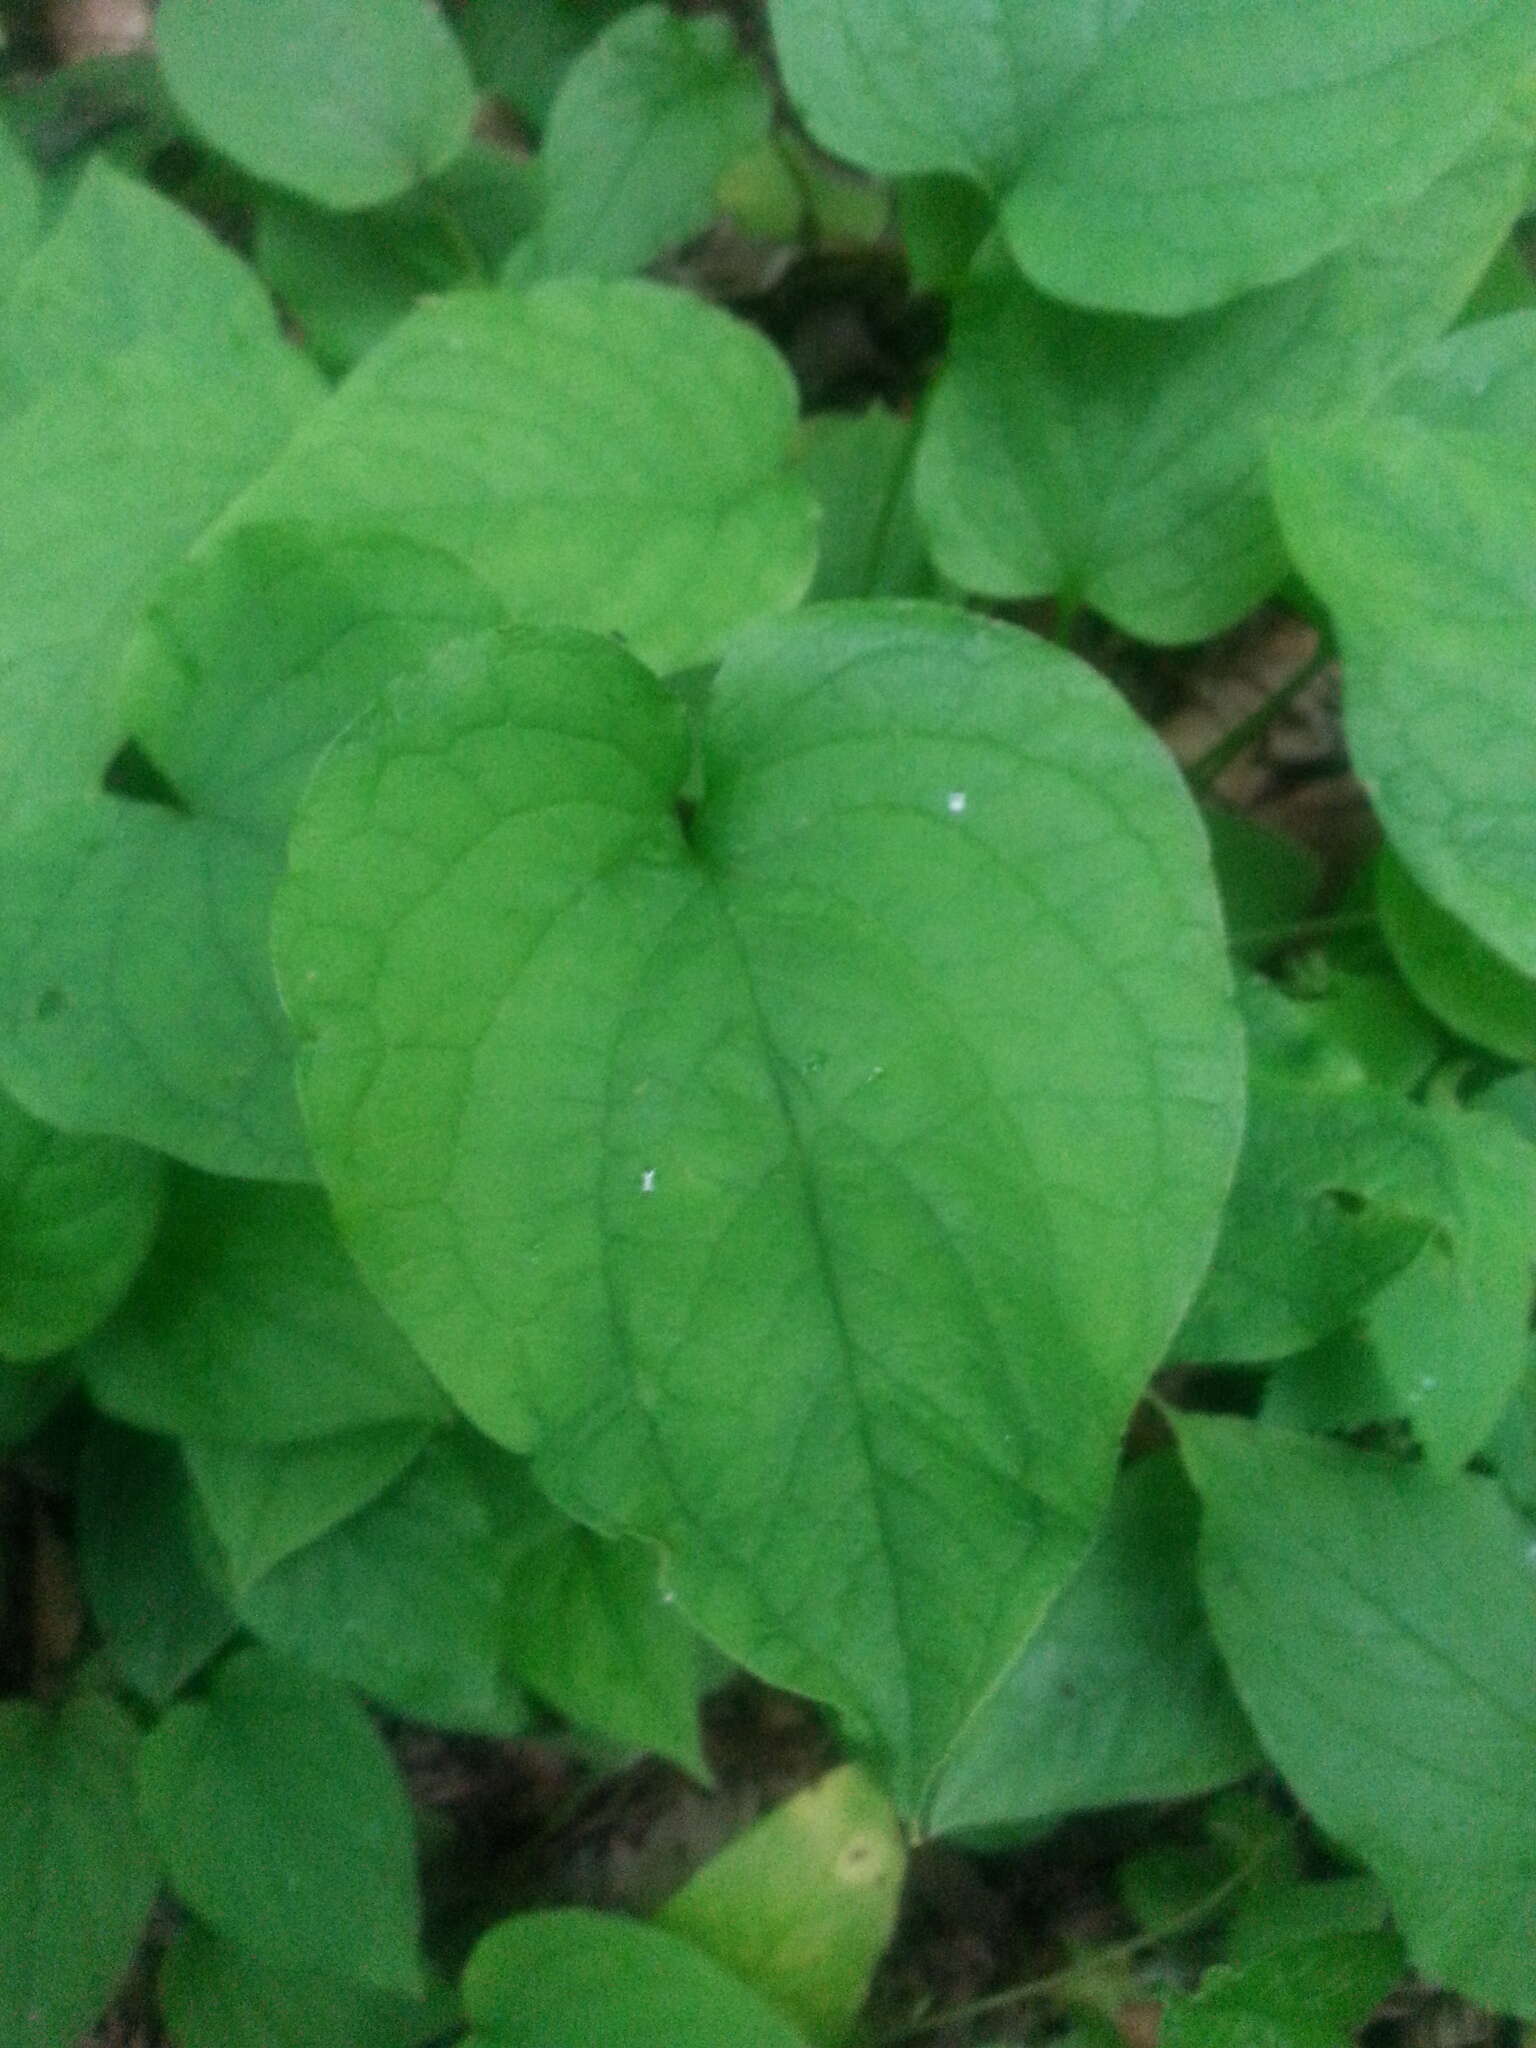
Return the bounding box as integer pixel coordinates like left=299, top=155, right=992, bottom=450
left=1, top=2, right=1535, bottom=2043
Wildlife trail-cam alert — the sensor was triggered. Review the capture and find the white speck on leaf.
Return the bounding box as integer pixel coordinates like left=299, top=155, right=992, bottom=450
left=640, top=1169, right=657, bottom=1194
left=660, top=1589, right=677, bottom=1605
left=1419, top=1374, right=1439, bottom=1392
left=946, top=790, right=967, bottom=815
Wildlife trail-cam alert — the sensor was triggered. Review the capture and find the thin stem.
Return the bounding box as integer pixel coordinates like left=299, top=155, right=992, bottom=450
left=1231, top=908, right=1378, bottom=954
left=432, top=196, right=489, bottom=286
left=1187, top=640, right=1334, bottom=796
left=877, top=1839, right=1280, bottom=2044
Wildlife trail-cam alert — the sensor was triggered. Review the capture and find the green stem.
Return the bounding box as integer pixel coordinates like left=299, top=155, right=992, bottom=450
left=1231, top=908, right=1378, bottom=954
left=876, top=1840, right=1279, bottom=2044
left=432, top=197, right=489, bottom=286
left=1187, top=639, right=1334, bottom=796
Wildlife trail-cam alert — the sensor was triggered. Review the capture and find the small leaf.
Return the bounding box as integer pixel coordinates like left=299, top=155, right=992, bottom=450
left=137, top=1647, right=424, bottom=1994
left=463, top=1909, right=812, bottom=2047
left=767, top=0, right=1536, bottom=314
left=154, top=0, right=476, bottom=209
left=0, top=1085, right=160, bottom=1361
left=1204, top=810, right=1320, bottom=964
left=159, top=1923, right=456, bottom=2048
left=915, top=127, right=1532, bottom=643
left=1180, top=1414, right=1536, bottom=2018
left=241, top=279, right=816, bottom=673
left=533, top=6, right=771, bottom=278
left=458, top=0, right=630, bottom=128
left=657, top=1766, right=905, bottom=2045
left=927, top=1454, right=1260, bottom=1838
left=1378, top=847, right=1536, bottom=1064
left=0, top=1692, right=159, bottom=2048
left=1272, top=410, right=1536, bottom=981
left=801, top=408, right=935, bottom=603
left=274, top=606, right=1242, bottom=1810
left=1160, top=1930, right=1402, bottom=2048
left=1227, top=1877, right=1392, bottom=1968
left=77, top=1421, right=234, bottom=1704
left=81, top=1172, right=449, bottom=1445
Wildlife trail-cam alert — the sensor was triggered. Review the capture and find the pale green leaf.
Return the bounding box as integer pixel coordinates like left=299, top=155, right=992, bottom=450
left=0, top=1693, right=159, bottom=2048
left=533, top=6, right=770, bottom=278
left=77, top=1421, right=234, bottom=1704
left=767, top=0, right=1536, bottom=314
left=186, top=1425, right=432, bottom=1593
left=915, top=128, right=1531, bottom=643
left=240, top=279, right=816, bottom=672
left=1272, top=415, right=1536, bottom=980
left=155, top=0, right=476, bottom=209
left=81, top=1174, right=448, bottom=1446
left=160, top=1924, right=455, bottom=2048
left=658, top=1766, right=906, bottom=2046
left=1160, top=1930, right=1402, bottom=2048
left=927, top=1454, right=1259, bottom=1838
left=1378, top=844, right=1536, bottom=1064
left=1181, top=1415, right=1536, bottom=2017
left=0, top=164, right=320, bottom=833
left=463, top=1909, right=812, bottom=2048
left=273, top=605, right=1242, bottom=1810
left=0, top=1086, right=160, bottom=1362
left=137, top=1647, right=423, bottom=1994
left=0, top=525, right=501, bottom=1177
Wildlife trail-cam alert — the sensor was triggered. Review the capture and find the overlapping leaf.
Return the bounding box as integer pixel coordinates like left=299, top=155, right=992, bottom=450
left=274, top=605, right=1242, bottom=1809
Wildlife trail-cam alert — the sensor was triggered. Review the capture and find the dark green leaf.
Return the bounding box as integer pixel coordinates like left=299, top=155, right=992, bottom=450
left=273, top=606, right=1242, bottom=1809
left=1227, top=1877, right=1392, bottom=1967
left=1181, top=1414, right=1536, bottom=2017
left=1160, top=1930, right=1402, bottom=2048
left=0, top=1692, right=159, bottom=2048
left=458, top=0, right=630, bottom=128
left=801, top=408, right=935, bottom=603
left=159, top=1923, right=456, bottom=2048
left=137, top=1647, right=423, bottom=1994
left=1378, top=846, right=1536, bottom=1063
left=155, top=0, right=476, bottom=209
left=927, top=1454, right=1259, bottom=1837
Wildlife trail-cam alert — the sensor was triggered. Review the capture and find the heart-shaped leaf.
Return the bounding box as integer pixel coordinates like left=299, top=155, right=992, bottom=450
left=274, top=604, right=1242, bottom=1808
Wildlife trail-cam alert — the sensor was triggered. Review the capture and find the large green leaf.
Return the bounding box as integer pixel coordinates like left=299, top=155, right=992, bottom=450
left=81, top=1174, right=448, bottom=1445
left=915, top=128, right=1531, bottom=644
left=241, top=279, right=816, bottom=673
left=766, top=0, right=1536, bottom=314
left=0, top=163, right=321, bottom=832
left=274, top=605, right=1242, bottom=1809
left=1272, top=414, right=1536, bottom=981
left=155, top=0, right=476, bottom=209
left=463, top=1910, right=812, bottom=2048
left=926, top=1454, right=1259, bottom=1838
left=1180, top=1415, right=1536, bottom=2018
left=0, top=1692, right=159, bottom=2048
left=1378, top=848, right=1536, bottom=1064
left=531, top=5, right=770, bottom=278
left=137, top=1647, right=423, bottom=1994
left=0, top=526, right=501, bottom=1176
left=1159, top=1931, right=1402, bottom=2048
left=657, top=1766, right=905, bottom=2045
left=0, top=1085, right=160, bottom=1361
left=159, top=1925, right=454, bottom=2048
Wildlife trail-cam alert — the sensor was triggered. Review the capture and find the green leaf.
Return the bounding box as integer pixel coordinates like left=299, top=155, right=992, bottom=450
left=187, top=1424, right=433, bottom=1593
left=0, top=1692, right=159, bottom=2048
left=0, top=163, right=321, bottom=832
left=1484, top=1352, right=1536, bottom=1522
left=1272, top=414, right=1536, bottom=981
left=81, top=1172, right=448, bottom=1445
left=458, top=0, right=630, bottom=128
left=767, top=0, right=1536, bottom=315
left=0, top=1086, right=160, bottom=1361
left=532, top=6, right=770, bottom=279
left=241, top=279, right=816, bottom=673
left=926, top=1454, right=1259, bottom=1838
left=137, top=1647, right=424, bottom=1994
left=257, top=145, right=541, bottom=376
left=1180, top=1414, right=1536, bottom=2018
left=1160, top=1930, right=1402, bottom=2048
left=155, top=0, right=476, bottom=209
left=914, top=127, right=1532, bottom=643
left=1391, top=304, right=1536, bottom=430
left=0, top=525, right=501, bottom=1178
left=235, top=1433, right=531, bottom=1736
left=274, top=605, right=1242, bottom=1809
left=657, top=1766, right=905, bottom=2045
left=159, top=1924, right=456, bottom=2048
left=1203, top=810, right=1320, bottom=963
left=463, top=1909, right=813, bottom=2047
left=0, top=1358, right=74, bottom=1451
left=1378, top=847, right=1536, bottom=1063
left=0, top=117, right=40, bottom=301
left=77, top=1421, right=234, bottom=1704
left=801, top=408, right=935, bottom=603
left=1227, top=1877, right=1392, bottom=1967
